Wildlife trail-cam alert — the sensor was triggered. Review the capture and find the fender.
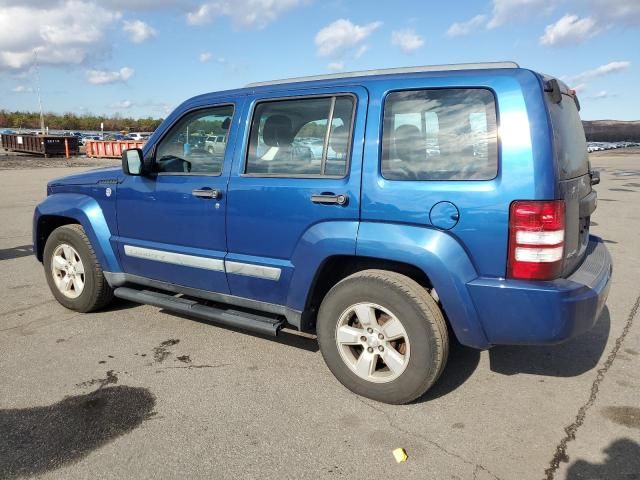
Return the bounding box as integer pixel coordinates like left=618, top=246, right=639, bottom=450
left=285, top=220, right=359, bottom=312
left=33, top=193, right=122, bottom=273
left=356, top=222, right=490, bottom=349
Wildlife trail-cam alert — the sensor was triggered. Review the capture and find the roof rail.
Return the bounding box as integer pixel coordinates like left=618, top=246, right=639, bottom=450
left=246, top=61, right=520, bottom=88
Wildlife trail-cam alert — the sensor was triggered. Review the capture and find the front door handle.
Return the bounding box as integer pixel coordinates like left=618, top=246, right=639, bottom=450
left=192, top=188, right=221, bottom=199
left=311, top=193, right=348, bottom=205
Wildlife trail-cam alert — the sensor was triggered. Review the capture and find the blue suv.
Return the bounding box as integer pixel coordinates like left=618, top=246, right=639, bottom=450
left=33, top=62, right=612, bottom=404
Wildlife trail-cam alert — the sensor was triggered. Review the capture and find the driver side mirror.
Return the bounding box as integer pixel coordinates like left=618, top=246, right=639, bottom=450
left=122, top=148, right=144, bottom=175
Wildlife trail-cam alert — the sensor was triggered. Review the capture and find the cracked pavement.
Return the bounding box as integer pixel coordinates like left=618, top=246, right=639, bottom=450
left=0, top=149, right=639, bottom=479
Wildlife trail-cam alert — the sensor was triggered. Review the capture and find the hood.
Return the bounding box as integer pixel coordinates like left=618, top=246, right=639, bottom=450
left=48, top=166, right=123, bottom=187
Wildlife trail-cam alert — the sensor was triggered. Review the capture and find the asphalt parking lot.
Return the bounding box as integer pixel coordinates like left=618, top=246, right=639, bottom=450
left=0, top=150, right=638, bottom=480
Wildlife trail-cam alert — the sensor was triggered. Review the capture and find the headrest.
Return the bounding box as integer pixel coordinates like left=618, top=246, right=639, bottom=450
left=394, top=124, right=424, bottom=161
left=263, top=115, right=293, bottom=147
left=330, top=125, right=348, bottom=156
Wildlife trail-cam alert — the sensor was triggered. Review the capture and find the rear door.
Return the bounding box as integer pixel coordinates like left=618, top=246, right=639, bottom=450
left=545, top=85, right=594, bottom=275
left=225, top=86, right=367, bottom=306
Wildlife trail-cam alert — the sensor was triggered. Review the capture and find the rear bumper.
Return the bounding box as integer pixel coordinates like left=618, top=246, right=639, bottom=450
left=467, top=236, right=612, bottom=345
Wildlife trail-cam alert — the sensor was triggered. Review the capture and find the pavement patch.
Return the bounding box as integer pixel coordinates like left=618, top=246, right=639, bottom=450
left=544, top=293, right=640, bottom=480
left=601, top=406, right=640, bottom=429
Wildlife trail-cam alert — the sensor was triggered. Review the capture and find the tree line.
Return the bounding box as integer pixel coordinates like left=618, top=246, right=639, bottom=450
left=0, top=110, right=163, bottom=132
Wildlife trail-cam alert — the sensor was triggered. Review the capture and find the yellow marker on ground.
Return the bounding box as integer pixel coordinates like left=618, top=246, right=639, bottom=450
left=392, top=448, right=408, bottom=463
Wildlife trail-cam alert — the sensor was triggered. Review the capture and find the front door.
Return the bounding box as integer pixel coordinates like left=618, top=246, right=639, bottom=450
left=115, top=102, right=238, bottom=293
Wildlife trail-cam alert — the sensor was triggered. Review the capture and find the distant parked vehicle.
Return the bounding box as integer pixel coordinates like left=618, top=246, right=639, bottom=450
left=81, top=135, right=101, bottom=145
left=128, top=132, right=151, bottom=142
left=204, top=134, right=227, bottom=154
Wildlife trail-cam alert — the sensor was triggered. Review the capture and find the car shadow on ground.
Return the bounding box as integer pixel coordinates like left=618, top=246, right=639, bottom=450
left=160, top=309, right=320, bottom=353
left=0, top=244, right=33, bottom=261
left=416, top=339, right=482, bottom=403
left=414, top=307, right=611, bottom=404
left=489, top=307, right=611, bottom=377
left=565, top=438, right=640, bottom=480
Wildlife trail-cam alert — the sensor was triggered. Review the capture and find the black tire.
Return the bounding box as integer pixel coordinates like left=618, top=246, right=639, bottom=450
left=316, top=269, right=449, bottom=404
left=43, top=224, right=113, bottom=313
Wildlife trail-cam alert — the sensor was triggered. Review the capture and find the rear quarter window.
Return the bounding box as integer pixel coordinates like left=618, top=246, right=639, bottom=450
left=547, top=95, right=588, bottom=180
left=381, top=88, right=498, bottom=181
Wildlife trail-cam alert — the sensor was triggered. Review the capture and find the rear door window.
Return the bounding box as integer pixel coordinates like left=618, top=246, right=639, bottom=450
left=381, top=88, right=498, bottom=180
left=245, top=95, right=355, bottom=177
left=547, top=95, right=588, bottom=180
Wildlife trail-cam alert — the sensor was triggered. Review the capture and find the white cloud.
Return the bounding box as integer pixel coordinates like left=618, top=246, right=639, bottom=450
left=122, top=19, right=157, bottom=43
left=315, top=19, right=382, bottom=57
left=0, top=2, right=120, bottom=71
left=111, top=100, right=133, bottom=108
left=12, top=85, right=33, bottom=93
left=487, top=0, right=556, bottom=29
left=391, top=28, right=424, bottom=53
left=354, top=45, right=368, bottom=58
left=328, top=61, right=344, bottom=72
left=186, top=4, right=211, bottom=25
left=540, top=14, right=600, bottom=46
left=186, top=0, right=302, bottom=28
left=447, top=15, right=488, bottom=37
left=87, top=67, right=135, bottom=84
left=568, top=61, right=631, bottom=84
left=589, top=0, right=640, bottom=25
left=199, top=51, right=213, bottom=63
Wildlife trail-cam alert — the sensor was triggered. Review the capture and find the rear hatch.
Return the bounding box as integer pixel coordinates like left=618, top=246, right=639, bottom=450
left=544, top=77, right=596, bottom=276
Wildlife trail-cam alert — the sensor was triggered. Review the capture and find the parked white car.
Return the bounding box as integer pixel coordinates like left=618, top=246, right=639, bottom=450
left=128, top=132, right=151, bottom=142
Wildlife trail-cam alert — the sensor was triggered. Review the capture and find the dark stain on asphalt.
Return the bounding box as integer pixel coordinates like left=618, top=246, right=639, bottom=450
left=167, top=363, right=229, bottom=370
left=624, top=348, right=638, bottom=356
left=176, top=355, right=191, bottom=364
left=152, top=339, right=180, bottom=363
left=0, top=386, right=156, bottom=479
left=98, top=360, right=106, bottom=364
left=76, top=370, right=118, bottom=389
left=602, top=406, right=640, bottom=429
left=623, top=182, right=640, bottom=187
left=603, top=239, right=618, bottom=244
left=590, top=221, right=599, bottom=226
left=609, top=188, right=636, bottom=192
left=598, top=198, right=618, bottom=202
left=452, top=422, right=465, bottom=429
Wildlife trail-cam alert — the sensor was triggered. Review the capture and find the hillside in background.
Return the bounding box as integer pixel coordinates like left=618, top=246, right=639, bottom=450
left=583, top=120, right=640, bottom=142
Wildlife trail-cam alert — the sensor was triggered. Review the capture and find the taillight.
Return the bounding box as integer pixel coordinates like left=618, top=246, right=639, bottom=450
left=507, top=200, right=565, bottom=280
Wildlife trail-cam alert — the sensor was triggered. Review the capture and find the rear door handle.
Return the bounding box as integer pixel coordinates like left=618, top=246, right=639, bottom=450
left=192, top=188, right=221, bottom=199
left=311, top=193, right=348, bottom=205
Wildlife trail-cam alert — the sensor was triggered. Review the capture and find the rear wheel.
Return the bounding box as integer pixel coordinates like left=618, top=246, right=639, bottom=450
left=43, top=224, right=113, bottom=312
left=316, top=270, right=448, bottom=404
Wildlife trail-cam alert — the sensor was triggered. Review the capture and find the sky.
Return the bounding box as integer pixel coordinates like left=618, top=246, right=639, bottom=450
left=0, top=0, right=638, bottom=121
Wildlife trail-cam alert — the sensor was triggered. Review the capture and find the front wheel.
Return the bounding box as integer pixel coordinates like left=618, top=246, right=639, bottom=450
left=316, top=270, right=449, bottom=404
left=43, top=224, right=113, bottom=313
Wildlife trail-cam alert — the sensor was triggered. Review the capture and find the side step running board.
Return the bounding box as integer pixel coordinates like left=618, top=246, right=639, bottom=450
left=114, top=287, right=285, bottom=336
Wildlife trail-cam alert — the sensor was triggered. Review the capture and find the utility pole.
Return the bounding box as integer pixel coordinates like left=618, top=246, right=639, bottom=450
left=33, top=50, right=45, bottom=135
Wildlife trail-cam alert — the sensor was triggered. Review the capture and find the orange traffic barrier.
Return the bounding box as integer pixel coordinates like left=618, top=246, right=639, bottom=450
left=85, top=140, right=145, bottom=158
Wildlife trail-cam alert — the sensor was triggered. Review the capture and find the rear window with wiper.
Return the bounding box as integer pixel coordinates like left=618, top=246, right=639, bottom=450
left=547, top=92, right=589, bottom=180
